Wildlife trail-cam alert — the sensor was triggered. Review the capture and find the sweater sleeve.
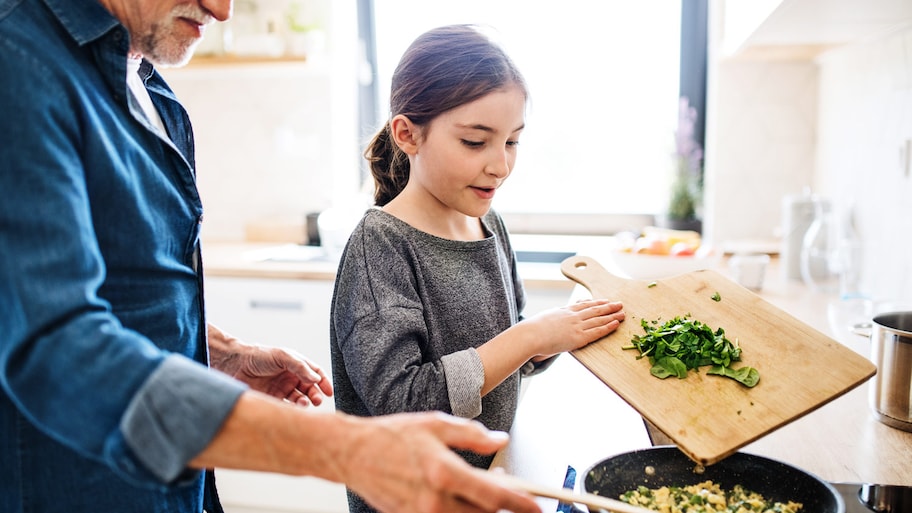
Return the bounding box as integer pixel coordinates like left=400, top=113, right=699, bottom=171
left=440, top=348, right=484, bottom=418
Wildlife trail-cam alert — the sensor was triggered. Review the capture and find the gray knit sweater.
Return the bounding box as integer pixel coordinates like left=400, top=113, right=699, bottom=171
left=330, top=208, right=538, bottom=512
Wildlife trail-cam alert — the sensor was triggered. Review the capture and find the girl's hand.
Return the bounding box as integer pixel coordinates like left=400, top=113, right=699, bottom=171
left=476, top=299, right=624, bottom=396
left=521, top=299, right=624, bottom=359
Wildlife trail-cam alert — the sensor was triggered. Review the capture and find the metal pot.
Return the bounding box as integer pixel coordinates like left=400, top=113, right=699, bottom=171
left=866, top=311, right=912, bottom=431
left=860, top=483, right=912, bottom=512
left=583, top=447, right=843, bottom=513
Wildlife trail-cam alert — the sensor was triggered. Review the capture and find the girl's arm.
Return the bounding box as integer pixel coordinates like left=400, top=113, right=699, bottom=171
left=475, top=299, right=624, bottom=395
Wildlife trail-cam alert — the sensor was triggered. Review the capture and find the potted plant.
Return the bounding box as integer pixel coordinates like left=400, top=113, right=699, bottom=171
left=659, top=96, right=703, bottom=232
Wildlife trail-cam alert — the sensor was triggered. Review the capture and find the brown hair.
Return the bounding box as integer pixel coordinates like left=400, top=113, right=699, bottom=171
left=365, top=25, right=528, bottom=206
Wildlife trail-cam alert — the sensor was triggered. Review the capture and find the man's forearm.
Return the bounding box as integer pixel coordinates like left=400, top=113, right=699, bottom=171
left=188, top=391, right=352, bottom=481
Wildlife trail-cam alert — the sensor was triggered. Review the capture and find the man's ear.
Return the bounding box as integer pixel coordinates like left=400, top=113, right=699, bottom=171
left=390, top=114, right=419, bottom=155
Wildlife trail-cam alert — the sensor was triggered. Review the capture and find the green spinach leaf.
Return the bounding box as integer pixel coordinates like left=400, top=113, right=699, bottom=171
left=623, top=315, right=760, bottom=387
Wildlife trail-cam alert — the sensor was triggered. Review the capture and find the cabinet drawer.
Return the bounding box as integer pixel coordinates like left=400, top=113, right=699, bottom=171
left=205, top=277, right=334, bottom=369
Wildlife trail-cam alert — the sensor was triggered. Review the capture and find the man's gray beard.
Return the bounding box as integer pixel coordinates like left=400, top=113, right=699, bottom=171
left=135, top=31, right=199, bottom=67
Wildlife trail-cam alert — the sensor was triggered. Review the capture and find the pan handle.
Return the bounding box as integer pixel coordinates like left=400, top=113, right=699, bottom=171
left=851, top=322, right=872, bottom=338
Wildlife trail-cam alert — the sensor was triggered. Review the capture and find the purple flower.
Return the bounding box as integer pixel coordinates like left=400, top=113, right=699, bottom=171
left=675, top=96, right=703, bottom=181
left=668, top=96, right=704, bottom=220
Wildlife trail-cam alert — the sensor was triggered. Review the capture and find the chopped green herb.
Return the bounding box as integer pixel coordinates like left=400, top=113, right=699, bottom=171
left=647, top=281, right=658, bottom=288
left=622, top=315, right=760, bottom=387
left=711, top=292, right=722, bottom=302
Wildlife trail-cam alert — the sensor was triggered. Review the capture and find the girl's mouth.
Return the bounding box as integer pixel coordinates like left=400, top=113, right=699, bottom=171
left=471, top=186, right=496, bottom=200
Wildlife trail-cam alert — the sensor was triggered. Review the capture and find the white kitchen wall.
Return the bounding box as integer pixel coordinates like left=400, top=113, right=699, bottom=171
left=164, top=65, right=336, bottom=240
left=705, top=57, right=819, bottom=245
left=159, top=0, right=361, bottom=242
left=814, top=26, right=912, bottom=304
left=706, top=14, right=912, bottom=305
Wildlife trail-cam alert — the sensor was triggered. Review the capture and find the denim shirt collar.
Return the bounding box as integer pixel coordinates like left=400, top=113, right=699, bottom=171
left=43, top=0, right=120, bottom=46
left=35, top=0, right=196, bottom=169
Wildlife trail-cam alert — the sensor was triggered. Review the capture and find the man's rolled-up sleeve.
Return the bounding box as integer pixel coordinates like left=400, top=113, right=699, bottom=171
left=120, top=355, right=247, bottom=483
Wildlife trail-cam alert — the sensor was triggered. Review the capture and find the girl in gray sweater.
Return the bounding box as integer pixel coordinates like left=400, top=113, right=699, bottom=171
left=330, top=25, right=626, bottom=513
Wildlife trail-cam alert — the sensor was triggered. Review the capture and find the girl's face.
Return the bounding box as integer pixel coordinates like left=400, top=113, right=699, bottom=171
left=400, top=85, right=526, bottom=220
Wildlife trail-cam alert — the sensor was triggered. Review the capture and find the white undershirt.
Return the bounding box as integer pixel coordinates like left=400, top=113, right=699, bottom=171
left=126, top=57, right=167, bottom=135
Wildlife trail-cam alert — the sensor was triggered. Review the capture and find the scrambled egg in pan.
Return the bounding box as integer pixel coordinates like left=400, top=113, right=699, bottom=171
left=619, top=480, right=803, bottom=513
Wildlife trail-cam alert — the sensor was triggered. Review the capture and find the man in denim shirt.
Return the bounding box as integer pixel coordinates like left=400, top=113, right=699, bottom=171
left=0, top=1, right=542, bottom=513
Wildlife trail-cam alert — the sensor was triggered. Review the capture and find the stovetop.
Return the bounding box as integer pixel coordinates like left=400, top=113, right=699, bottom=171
left=831, top=483, right=912, bottom=513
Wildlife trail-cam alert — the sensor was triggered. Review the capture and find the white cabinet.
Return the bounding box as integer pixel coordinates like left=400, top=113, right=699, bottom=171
left=722, top=0, right=912, bottom=58
left=204, top=276, right=348, bottom=513
left=205, top=277, right=336, bottom=373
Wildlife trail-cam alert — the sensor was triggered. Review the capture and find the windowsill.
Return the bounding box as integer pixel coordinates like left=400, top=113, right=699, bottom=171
left=499, top=212, right=656, bottom=236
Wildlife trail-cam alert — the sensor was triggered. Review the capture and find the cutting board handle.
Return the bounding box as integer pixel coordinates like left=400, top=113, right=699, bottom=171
left=561, top=255, right=626, bottom=293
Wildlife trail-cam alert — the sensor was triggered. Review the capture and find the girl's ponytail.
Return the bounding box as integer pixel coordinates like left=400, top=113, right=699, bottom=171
left=365, top=121, right=409, bottom=207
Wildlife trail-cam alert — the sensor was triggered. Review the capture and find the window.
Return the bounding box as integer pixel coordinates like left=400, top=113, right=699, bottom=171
left=366, top=1, right=689, bottom=221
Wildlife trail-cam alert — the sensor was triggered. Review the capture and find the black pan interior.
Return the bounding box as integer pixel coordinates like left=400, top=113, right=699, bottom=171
left=584, top=447, right=843, bottom=513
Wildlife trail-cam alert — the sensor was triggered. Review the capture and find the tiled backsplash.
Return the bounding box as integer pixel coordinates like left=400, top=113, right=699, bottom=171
left=162, top=66, right=338, bottom=241
left=158, top=0, right=361, bottom=243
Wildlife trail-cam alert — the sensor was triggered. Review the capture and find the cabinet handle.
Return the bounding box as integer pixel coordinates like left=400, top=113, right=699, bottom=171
left=249, top=300, right=304, bottom=311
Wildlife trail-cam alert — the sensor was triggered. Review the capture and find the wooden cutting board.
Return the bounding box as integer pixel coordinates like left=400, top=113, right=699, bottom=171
left=561, top=255, right=876, bottom=466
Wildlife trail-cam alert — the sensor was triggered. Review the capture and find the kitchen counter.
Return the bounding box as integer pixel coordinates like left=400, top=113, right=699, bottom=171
left=200, top=235, right=610, bottom=290
left=202, top=242, right=339, bottom=281
left=491, top=256, right=912, bottom=512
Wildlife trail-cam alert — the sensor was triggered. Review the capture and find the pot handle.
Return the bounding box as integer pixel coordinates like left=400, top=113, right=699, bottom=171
left=851, top=322, right=872, bottom=338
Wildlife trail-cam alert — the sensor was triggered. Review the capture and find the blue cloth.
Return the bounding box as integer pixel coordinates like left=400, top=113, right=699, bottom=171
left=0, top=0, right=246, bottom=511
left=557, top=466, right=586, bottom=513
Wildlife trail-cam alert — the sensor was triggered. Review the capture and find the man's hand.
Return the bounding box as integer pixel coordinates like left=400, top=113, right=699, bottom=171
left=334, top=413, right=542, bottom=513
left=207, top=324, right=332, bottom=406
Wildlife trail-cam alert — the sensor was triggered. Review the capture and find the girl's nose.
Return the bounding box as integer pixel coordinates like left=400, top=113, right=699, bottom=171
left=486, top=150, right=512, bottom=178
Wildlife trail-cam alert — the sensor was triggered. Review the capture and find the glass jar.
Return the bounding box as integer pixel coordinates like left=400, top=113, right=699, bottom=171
left=801, top=200, right=865, bottom=297
left=800, top=199, right=838, bottom=293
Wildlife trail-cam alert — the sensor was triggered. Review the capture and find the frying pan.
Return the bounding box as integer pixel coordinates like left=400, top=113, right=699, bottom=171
left=583, top=447, right=844, bottom=513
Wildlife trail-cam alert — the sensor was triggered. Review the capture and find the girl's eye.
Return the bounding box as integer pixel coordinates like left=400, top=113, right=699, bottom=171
left=507, top=140, right=520, bottom=147
left=461, top=139, right=484, bottom=148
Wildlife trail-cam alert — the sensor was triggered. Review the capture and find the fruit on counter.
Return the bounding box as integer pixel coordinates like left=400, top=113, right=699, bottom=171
left=615, top=226, right=705, bottom=256
left=669, top=241, right=695, bottom=256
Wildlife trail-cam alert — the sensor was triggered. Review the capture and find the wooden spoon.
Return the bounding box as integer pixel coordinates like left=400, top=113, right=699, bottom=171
left=489, top=472, right=652, bottom=513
